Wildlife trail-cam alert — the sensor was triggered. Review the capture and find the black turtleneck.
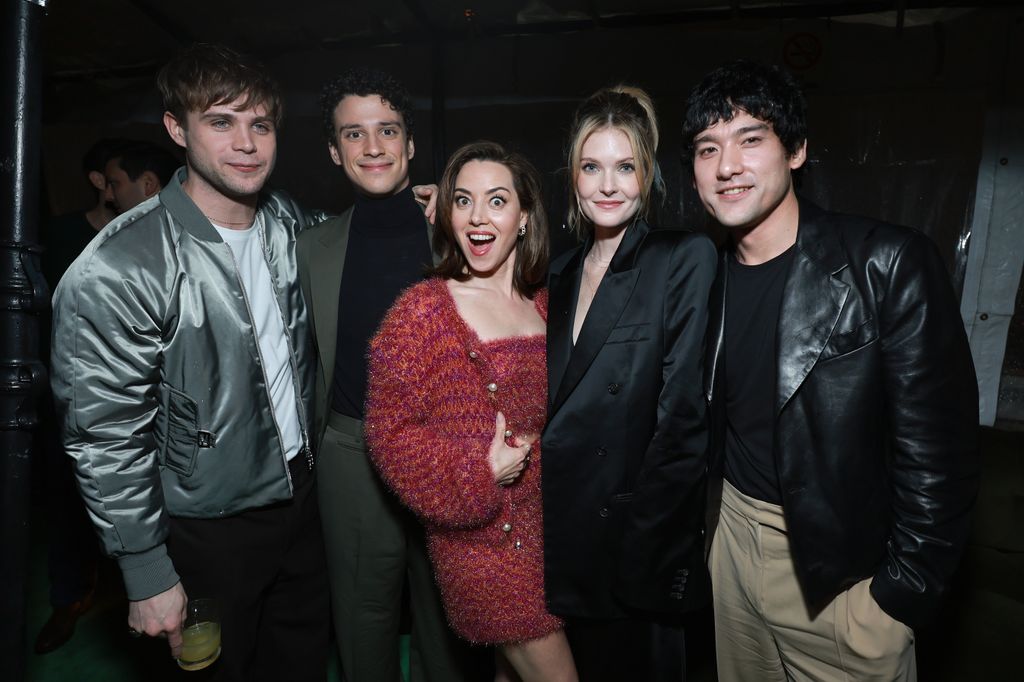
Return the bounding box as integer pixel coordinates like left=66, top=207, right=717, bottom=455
left=331, top=186, right=432, bottom=418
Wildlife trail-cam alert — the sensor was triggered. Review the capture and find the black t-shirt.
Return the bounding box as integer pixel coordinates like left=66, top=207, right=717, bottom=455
left=722, top=244, right=796, bottom=505
left=331, top=187, right=432, bottom=419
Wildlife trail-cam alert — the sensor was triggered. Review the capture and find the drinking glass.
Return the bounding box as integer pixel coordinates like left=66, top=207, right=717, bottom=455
left=177, top=598, right=221, bottom=671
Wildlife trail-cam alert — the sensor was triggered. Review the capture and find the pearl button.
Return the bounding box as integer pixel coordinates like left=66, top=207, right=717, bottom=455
left=486, top=382, right=498, bottom=392
left=504, top=429, right=513, bottom=438
left=502, top=522, right=512, bottom=532
left=468, top=350, right=478, bottom=359
left=514, top=539, right=522, bottom=549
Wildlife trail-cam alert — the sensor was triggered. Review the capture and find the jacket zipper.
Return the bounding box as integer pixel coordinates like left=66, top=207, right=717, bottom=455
left=223, top=211, right=307, bottom=493
left=255, top=213, right=314, bottom=477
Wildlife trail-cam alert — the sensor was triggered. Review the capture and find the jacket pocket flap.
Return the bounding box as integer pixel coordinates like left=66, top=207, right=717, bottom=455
left=159, top=385, right=200, bottom=476
left=605, top=323, right=650, bottom=345
left=821, top=318, right=877, bottom=361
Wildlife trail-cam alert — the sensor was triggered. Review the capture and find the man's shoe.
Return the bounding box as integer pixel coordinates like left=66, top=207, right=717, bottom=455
left=33, top=593, right=94, bottom=654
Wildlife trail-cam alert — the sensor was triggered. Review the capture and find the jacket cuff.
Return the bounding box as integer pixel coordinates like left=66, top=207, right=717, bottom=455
left=117, top=544, right=180, bottom=601
left=868, top=566, right=929, bottom=632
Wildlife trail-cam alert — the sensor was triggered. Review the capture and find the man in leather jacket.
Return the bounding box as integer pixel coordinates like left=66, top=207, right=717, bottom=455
left=50, top=44, right=328, bottom=681
left=684, top=60, right=979, bottom=680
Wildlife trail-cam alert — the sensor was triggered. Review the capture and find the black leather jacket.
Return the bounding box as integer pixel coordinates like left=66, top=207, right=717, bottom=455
left=705, top=200, right=979, bottom=630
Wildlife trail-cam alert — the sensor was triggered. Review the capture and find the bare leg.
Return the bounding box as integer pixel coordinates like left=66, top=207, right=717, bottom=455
left=495, top=649, right=521, bottom=682
left=500, top=629, right=578, bottom=682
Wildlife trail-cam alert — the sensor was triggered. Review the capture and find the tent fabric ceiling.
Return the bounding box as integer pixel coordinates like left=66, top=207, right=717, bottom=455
left=42, top=0, right=990, bottom=80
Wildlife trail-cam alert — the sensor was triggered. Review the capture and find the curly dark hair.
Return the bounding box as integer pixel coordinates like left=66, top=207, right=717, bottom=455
left=319, top=67, right=415, bottom=145
left=682, top=60, right=807, bottom=159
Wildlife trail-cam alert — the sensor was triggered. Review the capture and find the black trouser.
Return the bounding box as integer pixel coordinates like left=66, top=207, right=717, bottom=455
left=40, top=399, right=99, bottom=607
left=166, top=459, right=329, bottom=682
left=566, top=616, right=686, bottom=682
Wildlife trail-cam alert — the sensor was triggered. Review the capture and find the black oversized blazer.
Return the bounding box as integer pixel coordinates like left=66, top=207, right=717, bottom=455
left=704, top=200, right=980, bottom=630
left=542, top=219, right=717, bottom=619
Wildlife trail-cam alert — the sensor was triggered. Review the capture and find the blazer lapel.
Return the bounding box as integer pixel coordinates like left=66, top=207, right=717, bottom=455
left=776, top=201, right=850, bottom=414
left=426, top=216, right=441, bottom=266
left=704, top=250, right=728, bottom=403
left=308, top=208, right=353, bottom=384
left=550, top=221, right=647, bottom=414
left=546, top=250, right=581, bottom=414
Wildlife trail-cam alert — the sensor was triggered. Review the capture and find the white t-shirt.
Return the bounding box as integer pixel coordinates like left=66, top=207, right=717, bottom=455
left=214, top=216, right=302, bottom=461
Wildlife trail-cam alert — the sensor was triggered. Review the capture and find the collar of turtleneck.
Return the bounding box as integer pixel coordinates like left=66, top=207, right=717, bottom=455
left=351, top=185, right=422, bottom=235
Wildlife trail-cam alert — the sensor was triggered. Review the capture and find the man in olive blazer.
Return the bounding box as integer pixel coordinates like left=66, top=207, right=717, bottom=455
left=297, top=68, right=468, bottom=682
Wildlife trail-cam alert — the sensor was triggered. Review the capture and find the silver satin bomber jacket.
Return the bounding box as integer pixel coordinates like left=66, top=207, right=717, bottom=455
left=50, top=169, right=319, bottom=600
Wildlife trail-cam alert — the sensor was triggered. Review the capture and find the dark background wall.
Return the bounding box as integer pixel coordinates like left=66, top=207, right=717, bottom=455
left=18, top=4, right=1024, bottom=679
left=39, top=3, right=1021, bottom=275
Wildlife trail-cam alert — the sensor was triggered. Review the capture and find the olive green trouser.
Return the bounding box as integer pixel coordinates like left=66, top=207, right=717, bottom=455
left=318, top=411, right=469, bottom=682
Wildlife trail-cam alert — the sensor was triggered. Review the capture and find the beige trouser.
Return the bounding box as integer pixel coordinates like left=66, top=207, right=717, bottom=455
left=710, top=480, right=917, bottom=682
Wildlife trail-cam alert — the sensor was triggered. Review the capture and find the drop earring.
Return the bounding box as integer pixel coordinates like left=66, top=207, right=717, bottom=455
left=517, top=223, right=527, bottom=237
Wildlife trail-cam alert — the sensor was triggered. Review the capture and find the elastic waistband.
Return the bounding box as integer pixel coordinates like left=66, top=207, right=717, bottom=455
left=722, top=479, right=787, bottom=531
left=327, top=411, right=364, bottom=440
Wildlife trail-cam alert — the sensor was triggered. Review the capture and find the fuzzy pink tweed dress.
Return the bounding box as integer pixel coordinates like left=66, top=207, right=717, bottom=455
left=364, top=277, right=563, bottom=644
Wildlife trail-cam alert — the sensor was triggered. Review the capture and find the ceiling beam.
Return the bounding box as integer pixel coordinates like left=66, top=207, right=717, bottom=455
left=46, top=1, right=1002, bottom=82
left=125, top=0, right=199, bottom=46
left=400, top=0, right=439, bottom=33
left=320, top=1, right=996, bottom=50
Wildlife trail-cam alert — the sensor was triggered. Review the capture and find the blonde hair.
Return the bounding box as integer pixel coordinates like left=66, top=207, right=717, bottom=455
left=566, top=85, right=662, bottom=236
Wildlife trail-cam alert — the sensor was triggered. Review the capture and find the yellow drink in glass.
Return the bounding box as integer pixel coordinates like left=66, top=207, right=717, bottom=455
left=177, top=620, right=221, bottom=671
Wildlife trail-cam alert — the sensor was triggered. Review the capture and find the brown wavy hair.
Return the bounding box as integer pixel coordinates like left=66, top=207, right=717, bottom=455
left=157, top=43, right=283, bottom=127
left=431, top=141, right=548, bottom=298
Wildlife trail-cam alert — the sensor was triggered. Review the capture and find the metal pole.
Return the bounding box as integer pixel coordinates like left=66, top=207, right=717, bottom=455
left=1, top=1, right=48, bottom=679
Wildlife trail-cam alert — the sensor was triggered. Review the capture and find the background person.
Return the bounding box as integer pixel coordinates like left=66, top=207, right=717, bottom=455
left=34, top=136, right=126, bottom=655
left=541, top=86, right=717, bottom=681
left=365, top=141, right=577, bottom=682
left=103, top=140, right=180, bottom=212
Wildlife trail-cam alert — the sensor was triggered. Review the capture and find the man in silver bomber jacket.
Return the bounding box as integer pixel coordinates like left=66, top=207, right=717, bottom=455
left=50, top=44, right=329, bottom=681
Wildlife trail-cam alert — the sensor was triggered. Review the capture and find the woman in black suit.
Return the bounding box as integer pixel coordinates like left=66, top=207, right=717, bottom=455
left=542, top=86, right=717, bottom=681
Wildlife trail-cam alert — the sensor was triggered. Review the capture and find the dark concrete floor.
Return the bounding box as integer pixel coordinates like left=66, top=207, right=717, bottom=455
left=23, top=428, right=1022, bottom=680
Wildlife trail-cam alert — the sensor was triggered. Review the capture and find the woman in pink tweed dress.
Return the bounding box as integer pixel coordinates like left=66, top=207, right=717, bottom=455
left=364, top=142, right=577, bottom=682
